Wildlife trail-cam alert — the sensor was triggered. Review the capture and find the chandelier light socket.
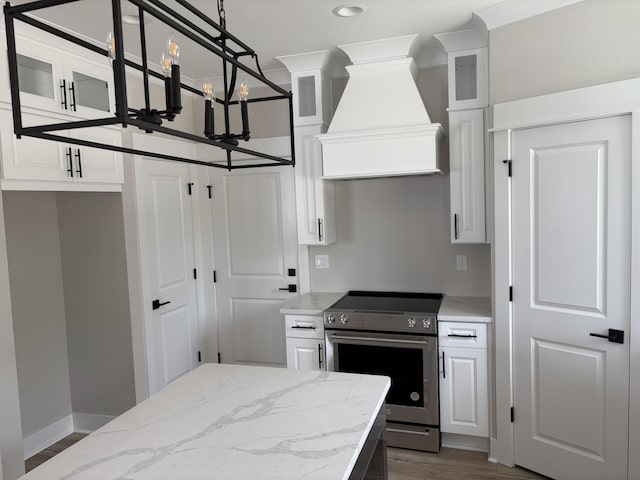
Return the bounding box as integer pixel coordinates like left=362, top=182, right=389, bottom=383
left=170, top=63, right=182, bottom=114
left=204, top=99, right=215, bottom=137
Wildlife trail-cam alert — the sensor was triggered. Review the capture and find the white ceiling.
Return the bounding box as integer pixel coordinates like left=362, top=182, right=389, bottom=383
left=8, top=0, right=579, bottom=85
left=10, top=0, right=505, bottom=81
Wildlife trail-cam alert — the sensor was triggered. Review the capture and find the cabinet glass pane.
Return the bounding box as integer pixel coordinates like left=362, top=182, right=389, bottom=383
left=455, top=54, right=477, bottom=101
left=17, top=54, right=54, bottom=98
left=72, top=71, right=110, bottom=112
left=297, top=75, right=316, bottom=117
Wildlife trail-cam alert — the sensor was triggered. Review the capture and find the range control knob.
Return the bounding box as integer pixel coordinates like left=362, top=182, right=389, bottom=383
left=326, top=314, right=335, bottom=324
left=340, top=314, right=349, bottom=325
left=407, top=317, right=416, bottom=328
left=423, top=318, right=432, bottom=329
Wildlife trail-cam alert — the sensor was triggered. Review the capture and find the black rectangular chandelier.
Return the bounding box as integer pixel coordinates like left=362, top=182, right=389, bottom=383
left=3, top=0, right=295, bottom=170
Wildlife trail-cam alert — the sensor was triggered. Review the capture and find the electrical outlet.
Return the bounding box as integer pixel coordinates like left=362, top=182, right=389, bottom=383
left=315, top=255, right=329, bottom=269
left=456, top=255, right=468, bottom=271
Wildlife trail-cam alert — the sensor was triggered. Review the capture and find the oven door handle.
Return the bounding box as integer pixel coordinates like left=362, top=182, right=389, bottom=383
left=329, top=333, right=429, bottom=346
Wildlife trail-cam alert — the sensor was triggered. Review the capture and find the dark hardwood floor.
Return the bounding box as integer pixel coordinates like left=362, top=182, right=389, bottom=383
left=26, top=434, right=548, bottom=479
left=25, top=433, right=87, bottom=473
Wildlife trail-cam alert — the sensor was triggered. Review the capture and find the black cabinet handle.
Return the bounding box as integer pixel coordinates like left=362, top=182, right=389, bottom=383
left=589, top=328, right=624, bottom=344
left=454, top=213, right=459, bottom=240
left=291, top=325, right=315, bottom=330
left=75, top=149, right=83, bottom=178
left=66, top=147, right=73, bottom=177
left=279, top=284, right=297, bottom=293
left=318, top=343, right=323, bottom=369
left=152, top=299, right=171, bottom=310
left=318, top=218, right=323, bottom=242
left=60, top=79, right=68, bottom=110
left=69, top=80, right=76, bottom=111
left=448, top=334, right=477, bottom=338
left=442, top=351, right=446, bottom=379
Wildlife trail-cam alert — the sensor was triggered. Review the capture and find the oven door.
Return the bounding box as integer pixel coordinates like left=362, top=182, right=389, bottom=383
left=326, top=330, right=438, bottom=427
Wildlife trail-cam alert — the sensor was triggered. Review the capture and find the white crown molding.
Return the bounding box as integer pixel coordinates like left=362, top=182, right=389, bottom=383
left=433, top=28, right=487, bottom=53
left=276, top=50, right=331, bottom=73
left=475, top=0, right=584, bottom=31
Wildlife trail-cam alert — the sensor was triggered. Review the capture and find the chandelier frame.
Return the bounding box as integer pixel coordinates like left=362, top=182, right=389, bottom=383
left=3, top=0, right=296, bottom=170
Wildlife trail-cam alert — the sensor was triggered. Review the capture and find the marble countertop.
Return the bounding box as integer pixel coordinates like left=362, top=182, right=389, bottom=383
left=438, top=296, right=492, bottom=323
left=280, top=292, right=344, bottom=315
left=22, top=364, right=389, bottom=480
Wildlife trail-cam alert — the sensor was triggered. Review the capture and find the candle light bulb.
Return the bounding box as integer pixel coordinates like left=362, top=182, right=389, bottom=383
left=166, top=34, right=180, bottom=65
left=161, top=51, right=172, bottom=77
left=238, top=78, right=249, bottom=101
left=106, top=32, right=116, bottom=63
left=202, top=79, right=215, bottom=102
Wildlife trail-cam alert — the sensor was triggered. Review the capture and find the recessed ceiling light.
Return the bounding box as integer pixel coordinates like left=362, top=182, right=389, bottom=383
left=332, top=4, right=367, bottom=18
left=122, top=14, right=153, bottom=26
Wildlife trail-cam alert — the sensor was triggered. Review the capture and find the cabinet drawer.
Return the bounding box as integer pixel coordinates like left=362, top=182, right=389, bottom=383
left=285, top=315, right=324, bottom=340
left=438, top=322, right=487, bottom=349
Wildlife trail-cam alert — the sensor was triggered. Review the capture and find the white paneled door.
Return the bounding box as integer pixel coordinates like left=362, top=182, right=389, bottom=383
left=212, top=166, right=297, bottom=367
left=136, top=158, right=200, bottom=393
left=511, top=116, right=631, bottom=479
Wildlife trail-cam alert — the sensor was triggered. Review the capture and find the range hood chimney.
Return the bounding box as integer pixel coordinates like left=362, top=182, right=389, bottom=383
left=318, top=35, right=444, bottom=179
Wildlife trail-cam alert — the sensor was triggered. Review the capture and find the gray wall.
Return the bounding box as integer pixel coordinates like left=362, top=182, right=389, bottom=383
left=57, top=193, right=136, bottom=417
left=489, top=0, right=640, bottom=106
left=0, top=192, right=25, bottom=480
left=310, top=64, right=490, bottom=296
left=1, top=191, right=135, bottom=447
left=3, top=192, right=72, bottom=438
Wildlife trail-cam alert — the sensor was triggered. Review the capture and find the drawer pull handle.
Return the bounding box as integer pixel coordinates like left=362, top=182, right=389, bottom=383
left=447, top=334, right=477, bottom=338
left=291, top=325, right=315, bottom=330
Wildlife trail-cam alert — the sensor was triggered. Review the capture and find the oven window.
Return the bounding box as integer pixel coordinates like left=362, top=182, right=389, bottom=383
left=337, top=344, right=424, bottom=407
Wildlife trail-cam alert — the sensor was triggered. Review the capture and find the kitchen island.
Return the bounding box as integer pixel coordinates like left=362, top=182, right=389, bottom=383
left=21, top=364, right=390, bottom=480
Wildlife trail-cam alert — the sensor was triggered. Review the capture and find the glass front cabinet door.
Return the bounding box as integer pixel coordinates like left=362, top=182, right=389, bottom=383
left=6, top=36, right=114, bottom=119
left=447, top=48, right=487, bottom=110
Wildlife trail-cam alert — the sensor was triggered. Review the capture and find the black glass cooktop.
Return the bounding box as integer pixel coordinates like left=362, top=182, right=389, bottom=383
left=327, top=291, right=443, bottom=315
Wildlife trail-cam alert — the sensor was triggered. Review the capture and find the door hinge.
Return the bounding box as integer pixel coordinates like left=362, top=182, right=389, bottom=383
left=509, top=286, right=513, bottom=302
left=217, top=352, right=221, bottom=364
left=510, top=406, right=515, bottom=423
left=503, top=159, right=512, bottom=177
left=213, top=270, right=217, bottom=283
left=187, top=182, right=194, bottom=195
left=206, top=185, right=212, bottom=199
left=197, top=351, right=202, bottom=362
left=193, top=268, right=197, bottom=280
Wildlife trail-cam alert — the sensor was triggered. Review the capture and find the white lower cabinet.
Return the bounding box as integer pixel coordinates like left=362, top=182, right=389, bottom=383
left=439, top=322, right=489, bottom=437
left=285, top=314, right=325, bottom=371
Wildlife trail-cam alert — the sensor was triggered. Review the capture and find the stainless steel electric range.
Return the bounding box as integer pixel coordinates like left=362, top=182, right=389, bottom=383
left=324, top=290, right=443, bottom=453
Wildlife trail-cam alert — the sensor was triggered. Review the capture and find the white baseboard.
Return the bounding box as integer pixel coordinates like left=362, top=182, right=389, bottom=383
left=22, top=412, right=116, bottom=459
left=72, top=413, right=115, bottom=434
left=23, top=414, right=74, bottom=460
left=441, top=432, right=490, bottom=452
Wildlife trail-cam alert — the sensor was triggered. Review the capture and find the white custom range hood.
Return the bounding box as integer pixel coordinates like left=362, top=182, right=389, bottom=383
left=318, top=35, right=444, bottom=179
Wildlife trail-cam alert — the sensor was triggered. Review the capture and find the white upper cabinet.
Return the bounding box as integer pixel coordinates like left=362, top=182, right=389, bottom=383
left=449, top=109, right=486, bottom=243
left=0, top=111, right=123, bottom=189
left=1, top=28, right=115, bottom=119
left=294, top=124, right=336, bottom=245
left=277, top=50, right=336, bottom=246
left=434, top=28, right=489, bottom=243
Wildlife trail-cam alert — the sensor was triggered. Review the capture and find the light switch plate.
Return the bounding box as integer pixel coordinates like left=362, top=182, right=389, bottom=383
left=315, top=254, right=329, bottom=269
left=456, top=255, right=468, bottom=271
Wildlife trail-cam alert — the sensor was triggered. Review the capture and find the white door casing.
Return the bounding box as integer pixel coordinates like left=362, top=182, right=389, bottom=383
left=511, top=116, right=630, bottom=479
left=134, top=155, right=201, bottom=395
left=211, top=165, right=298, bottom=367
